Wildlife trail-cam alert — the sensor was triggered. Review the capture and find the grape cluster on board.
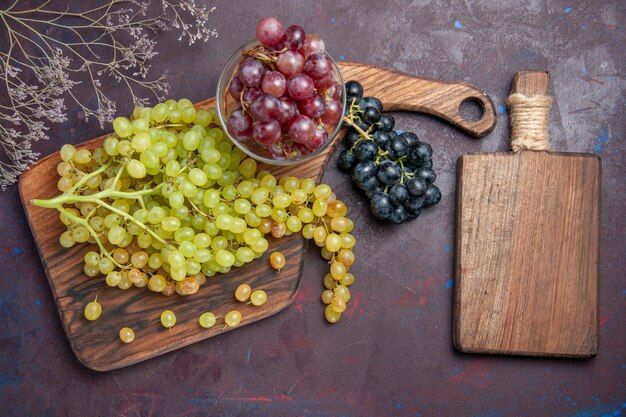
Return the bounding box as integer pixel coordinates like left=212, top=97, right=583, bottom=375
left=226, top=16, right=343, bottom=160
left=34, top=97, right=357, bottom=329
left=338, top=80, right=442, bottom=223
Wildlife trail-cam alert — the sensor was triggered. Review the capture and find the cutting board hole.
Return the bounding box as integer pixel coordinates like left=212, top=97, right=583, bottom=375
left=459, top=98, right=484, bottom=122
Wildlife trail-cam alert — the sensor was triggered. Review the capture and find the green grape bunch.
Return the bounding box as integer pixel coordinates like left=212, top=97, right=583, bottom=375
left=33, top=98, right=356, bottom=323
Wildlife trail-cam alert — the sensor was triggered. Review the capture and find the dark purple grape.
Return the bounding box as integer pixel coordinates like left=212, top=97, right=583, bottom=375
left=227, top=110, right=253, bottom=141
left=423, top=185, right=442, bottom=206
left=404, top=196, right=424, bottom=211
left=297, top=95, right=325, bottom=119
left=389, top=183, right=409, bottom=205
left=359, top=96, right=383, bottom=113
left=407, top=141, right=433, bottom=164
left=400, top=132, right=419, bottom=146
left=414, top=167, right=436, bottom=184
left=277, top=96, right=297, bottom=124
left=256, top=17, right=286, bottom=48
left=352, top=160, right=376, bottom=183
left=288, top=115, right=315, bottom=144
left=406, top=177, right=427, bottom=197
left=261, top=71, right=286, bottom=97
left=238, top=58, right=264, bottom=87
left=337, top=149, right=357, bottom=172
left=287, top=73, right=314, bottom=100
left=343, top=129, right=360, bottom=148
left=389, top=205, right=407, bottom=224
left=284, top=25, right=305, bottom=50
left=345, top=80, right=363, bottom=100
left=355, top=140, right=379, bottom=161
left=362, top=106, right=381, bottom=124
left=252, top=120, right=281, bottom=146
left=370, top=192, right=393, bottom=220
left=373, top=130, right=391, bottom=148
left=357, top=175, right=380, bottom=191
left=386, top=136, right=409, bottom=159
left=379, top=114, right=395, bottom=131
left=376, top=160, right=401, bottom=184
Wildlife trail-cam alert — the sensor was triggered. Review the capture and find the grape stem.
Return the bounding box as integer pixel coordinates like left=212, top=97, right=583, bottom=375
left=67, top=161, right=111, bottom=194
left=31, top=183, right=164, bottom=207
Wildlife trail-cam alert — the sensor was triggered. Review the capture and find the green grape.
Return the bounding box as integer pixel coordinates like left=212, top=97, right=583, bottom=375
left=204, top=163, right=222, bottom=180
left=297, top=207, right=315, bottom=224
left=314, top=184, right=332, bottom=200
left=119, top=327, right=135, bottom=343
left=203, top=189, right=220, bottom=208
left=321, top=290, right=334, bottom=304
left=231, top=218, right=246, bottom=234
left=235, top=284, right=251, bottom=302
left=325, top=233, right=342, bottom=253
left=182, top=130, right=200, bottom=151
left=330, top=296, right=347, bottom=313
left=235, top=247, right=255, bottom=263
left=168, top=192, right=184, bottom=209
left=162, top=216, right=181, bottom=232
left=127, top=160, right=147, bottom=178
left=340, top=273, right=355, bottom=286
left=74, top=149, right=91, bottom=165
left=137, top=231, right=152, bottom=248
left=84, top=299, right=102, bottom=321
left=60, top=144, right=76, bottom=162
left=98, top=258, right=114, bottom=274
left=160, top=310, right=176, bottom=328
left=221, top=184, right=237, bottom=201
left=193, top=233, right=211, bottom=249
left=312, top=199, right=327, bottom=217
left=195, top=109, right=212, bottom=127
left=189, top=168, right=208, bottom=186
left=301, top=224, right=316, bottom=240
left=131, top=117, right=149, bottom=133
left=194, top=248, right=211, bottom=263
left=255, top=204, right=272, bottom=218
left=325, top=305, right=341, bottom=323
left=251, top=188, right=269, bottom=205
left=171, top=206, right=189, bottom=220
left=250, top=238, right=268, bottom=254
left=148, top=253, right=164, bottom=269
left=103, top=136, right=119, bottom=156
left=199, top=312, right=216, bottom=328
left=167, top=250, right=185, bottom=268
left=239, top=158, right=257, bottom=178
left=233, top=199, right=251, bottom=214
left=152, top=103, right=168, bottom=122
left=334, top=285, right=351, bottom=302
left=250, top=290, right=267, bottom=306
left=215, top=214, right=234, bottom=231
left=224, top=310, right=242, bottom=327
left=84, top=264, right=100, bottom=277
left=243, top=228, right=262, bottom=245
left=106, top=271, right=122, bottom=287
left=286, top=216, right=302, bottom=233
left=181, top=106, right=196, bottom=123
left=117, top=140, right=132, bottom=156
left=165, top=160, right=181, bottom=177
left=215, top=249, right=235, bottom=267
left=131, top=132, right=151, bottom=153
left=108, top=225, right=126, bottom=246
left=272, top=194, right=291, bottom=209
left=118, top=273, right=132, bottom=290
left=201, top=148, right=221, bottom=164
left=84, top=251, right=101, bottom=266
left=271, top=208, right=288, bottom=223
left=179, top=241, right=197, bottom=257
left=140, top=149, right=160, bottom=170
left=169, top=109, right=182, bottom=123
left=340, top=233, right=356, bottom=249
left=185, top=260, right=201, bottom=275
left=174, top=227, right=194, bottom=242
left=330, top=261, right=347, bottom=280
left=170, top=267, right=186, bottom=281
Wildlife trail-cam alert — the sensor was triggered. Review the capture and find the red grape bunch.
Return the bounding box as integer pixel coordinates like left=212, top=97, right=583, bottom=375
left=226, top=17, right=344, bottom=160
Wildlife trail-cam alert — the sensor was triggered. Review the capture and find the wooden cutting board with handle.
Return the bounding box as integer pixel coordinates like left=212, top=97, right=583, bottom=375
left=454, top=71, right=600, bottom=358
left=20, top=62, right=496, bottom=371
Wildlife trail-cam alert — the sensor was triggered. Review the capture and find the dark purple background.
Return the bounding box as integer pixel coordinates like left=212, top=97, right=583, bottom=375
left=1, top=1, right=624, bottom=416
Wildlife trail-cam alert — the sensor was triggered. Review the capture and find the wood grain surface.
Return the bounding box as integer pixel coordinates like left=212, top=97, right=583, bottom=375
left=454, top=71, right=601, bottom=358
left=19, top=62, right=496, bottom=371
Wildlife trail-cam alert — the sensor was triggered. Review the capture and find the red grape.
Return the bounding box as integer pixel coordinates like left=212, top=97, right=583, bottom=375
left=261, top=71, right=287, bottom=97
left=250, top=93, right=281, bottom=122
left=287, top=73, right=314, bottom=100
left=321, top=99, right=342, bottom=125
left=227, top=110, right=253, bottom=141
left=238, top=58, right=264, bottom=87
left=256, top=17, right=286, bottom=48
left=277, top=51, right=304, bottom=77
left=329, top=82, right=343, bottom=101
left=288, top=115, right=315, bottom=144
left=252, top=120, right=281, bottom=146
left=267, top=143, right=286, bottom=160
left=277, top=96, right=297, bottom=124
left=297, top=95, right=326, bottom=119
left=242, top=87, right=262, bottom=103
left=300, top=35, right=325, bottom=58
left=314, top=72, right=336, bottom=91
left=306, top=127, right=328, bottom=151
left=284, top=25, right=305, bottom=51
left=303, top=53, right=333, bottom=80
left=229, top=77, right=244, bottom=100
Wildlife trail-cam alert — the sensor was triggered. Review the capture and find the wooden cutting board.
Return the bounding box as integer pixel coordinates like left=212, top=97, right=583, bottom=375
left=454, top=71, right=600, bottom=358
left=19, top=62, right=496, bottom=371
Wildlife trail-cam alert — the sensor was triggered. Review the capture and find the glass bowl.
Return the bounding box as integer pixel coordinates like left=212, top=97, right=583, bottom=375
left=216, top=40, right=346, bottom=166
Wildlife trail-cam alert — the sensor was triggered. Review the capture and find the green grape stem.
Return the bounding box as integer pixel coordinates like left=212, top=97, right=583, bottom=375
left=32, top=183, right=164, bottom=208
left=67, top=161, right=111, bottom=194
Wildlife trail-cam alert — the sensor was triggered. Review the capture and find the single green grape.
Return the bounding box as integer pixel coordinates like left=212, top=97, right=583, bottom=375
left=84, top=298, right=102, bottom=321
left=160, top=310, right=177, bottom=328
left=250, top=290, right=267, bottom=306
left=119, top=327, right=135, bottom=343
left=224, top=310, right=242, bottom=327
left=199, top=312, right=216, bottom=328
